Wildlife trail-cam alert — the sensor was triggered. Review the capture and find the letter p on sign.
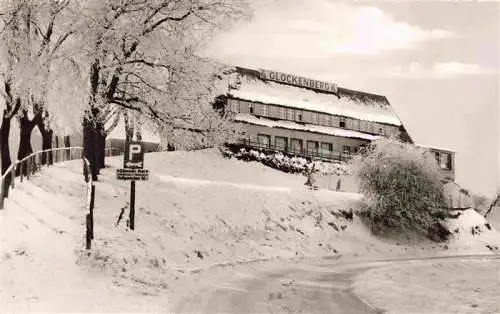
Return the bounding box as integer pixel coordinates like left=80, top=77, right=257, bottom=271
left=124, top=141, right=144, bottom=169
left=129, top=144, right=141, bottom=160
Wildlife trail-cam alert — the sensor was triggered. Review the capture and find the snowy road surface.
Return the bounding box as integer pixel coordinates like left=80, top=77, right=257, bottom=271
left=173, top=254, right=500, bottom=314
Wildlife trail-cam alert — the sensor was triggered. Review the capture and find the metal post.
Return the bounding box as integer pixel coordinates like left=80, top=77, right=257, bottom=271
left=33, top=155, right=37, bottom=174
left=10, top=163, right=15, bottom=189
left=26, top=159, right=30, bottom=180
left=89, top=184, right=95, bottom=239
left=129, top=180, right=136, bottom=230
left=85, top=214, right=92, bottom=250
left=0, top=177, right=4, bottom=210
left=55, top=137, right=59, bottom=163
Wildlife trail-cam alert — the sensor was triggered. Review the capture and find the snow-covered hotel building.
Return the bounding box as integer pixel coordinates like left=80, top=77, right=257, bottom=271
left=224, top=66, right=455, bottom=181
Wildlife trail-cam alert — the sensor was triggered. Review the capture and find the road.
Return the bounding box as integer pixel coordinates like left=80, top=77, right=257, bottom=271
left=173, top=254, right=500, bottom=314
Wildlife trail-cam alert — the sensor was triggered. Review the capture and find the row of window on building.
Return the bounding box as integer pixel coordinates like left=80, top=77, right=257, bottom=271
left=228, top=98, right=399, bottom=137
left=255, top=133, right=453, bottom=170
left=256, top=133, right=355, bottom=158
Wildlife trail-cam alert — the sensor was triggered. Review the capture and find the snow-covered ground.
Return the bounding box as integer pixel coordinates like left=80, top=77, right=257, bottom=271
left=353, top=258, right=500, bottom=314
left=1, top=148, right=499, bottom=312
left=352, top=208, right=500, bottom=314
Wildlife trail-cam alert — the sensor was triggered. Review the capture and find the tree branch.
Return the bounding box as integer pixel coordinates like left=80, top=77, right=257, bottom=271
left=108, top=98, right=142, bottom=112
left=105, top=110, right=121, bottom=136
left=142, top=9, right=193, bottom=35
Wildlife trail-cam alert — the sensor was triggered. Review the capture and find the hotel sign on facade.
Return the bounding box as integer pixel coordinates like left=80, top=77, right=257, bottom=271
left=259, top=69, right=338, bottom=94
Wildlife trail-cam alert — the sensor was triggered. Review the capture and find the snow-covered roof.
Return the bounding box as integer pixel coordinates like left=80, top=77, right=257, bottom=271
left=234, top=113, right=380, bottom=141
left=229, top=70, right=402, bottom=126
left=416, top=144, right=456, bottom=153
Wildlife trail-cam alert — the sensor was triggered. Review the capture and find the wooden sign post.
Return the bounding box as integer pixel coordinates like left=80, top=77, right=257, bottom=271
left=117, top=141, right=148, bottom=230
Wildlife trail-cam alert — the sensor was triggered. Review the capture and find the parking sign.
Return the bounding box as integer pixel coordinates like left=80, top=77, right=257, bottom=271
left=124, top=141, right=144, bottom=169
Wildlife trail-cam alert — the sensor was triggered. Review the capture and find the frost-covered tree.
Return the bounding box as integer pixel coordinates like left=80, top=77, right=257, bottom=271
left=350, top=137, right=449, bottom=241
left=0, top=0, right=83, bottom=178
left=73, top=0, right=248, bottom=180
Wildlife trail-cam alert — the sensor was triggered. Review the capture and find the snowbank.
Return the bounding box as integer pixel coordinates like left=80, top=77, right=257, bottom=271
left=352, top=259, right=500, bottom=314
left=446, top=208, right=500, bottom=253
left=351, top=208, right=500, bottom=313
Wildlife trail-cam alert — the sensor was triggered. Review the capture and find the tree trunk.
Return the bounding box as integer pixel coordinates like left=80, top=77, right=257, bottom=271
left=37, top=112, right=53, bottom=165
left=0, top=112, right=13, bottom=198
left=16, top=113, right=37, bottom=177
left=43, top=129, right=53, bottom=165
left=96, top=127, right=105, bottom=169
left=83, top=117, right=98, bottom=181
left=64, top=135, right=71, bottom=160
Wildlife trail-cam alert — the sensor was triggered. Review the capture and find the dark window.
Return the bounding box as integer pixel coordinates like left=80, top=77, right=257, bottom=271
left=323, top=114, right=331, bottom=126
left=275, top=136, right=288, bottom=151
left=321, top=142, right=333, bottom=152
left=262, top=104, right=268, bottom=116
left=359, top=120, right=367, bottom=132
left=342, top=145, right=351, bottom=155
left=366, top=122, right=373, bottom=133
left=295, top=110, right=303, bottom=122
left=446, top=153, right=453, bottom=170
left=257, top=134, right=270, bottom=148
left=321, top=142, right=333, bottom=157
left=279, top=107, right=286, bottom=119
left=307, top=141, right=319, bottom=155
left=249, top=103, right=254, bottom=114
left=339, top=117, right=346, bottom=128
left=290, top=138, right=303, bottom=153
left=311, top=112, right=318, bottom=124
left=434, top=151, right=440, bottom=164
left=440, top=152, right=453, bottom=170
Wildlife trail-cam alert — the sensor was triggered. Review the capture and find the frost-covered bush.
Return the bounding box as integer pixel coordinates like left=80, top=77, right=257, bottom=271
left=222, top=147, right=347, bottom=176
left=349, top=138, right=449, bottom=241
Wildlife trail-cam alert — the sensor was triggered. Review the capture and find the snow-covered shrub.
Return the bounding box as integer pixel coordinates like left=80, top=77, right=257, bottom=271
left=223, top=146, right=348, bottom=176
left=349, top=137, right=449, bottom=241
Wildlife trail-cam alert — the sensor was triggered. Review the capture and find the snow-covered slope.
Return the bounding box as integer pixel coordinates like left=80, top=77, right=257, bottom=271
left=1, top=149, right=498, bottom=312
left=0, top=150, right=370, bottom=311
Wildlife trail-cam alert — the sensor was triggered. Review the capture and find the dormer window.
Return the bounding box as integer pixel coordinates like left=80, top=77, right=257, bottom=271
left=279, top=107, right=286, bottom=119
left=262, top=104, right=268, bottom=116
left=295, top=110, right=303, bottom=121
left=311, top=112, right=318, bottom=124
left=339, top=117, right=346, bottom=128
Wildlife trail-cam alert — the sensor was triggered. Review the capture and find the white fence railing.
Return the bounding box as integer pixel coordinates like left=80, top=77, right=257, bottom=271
left=0, top=146, right=120, bottom=210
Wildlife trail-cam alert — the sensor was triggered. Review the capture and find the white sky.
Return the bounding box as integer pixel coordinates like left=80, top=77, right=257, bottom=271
left=203, top=0, right=500, bottom=197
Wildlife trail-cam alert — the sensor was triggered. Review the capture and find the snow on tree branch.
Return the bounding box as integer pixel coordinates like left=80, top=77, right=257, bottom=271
left=68, top=0, right=250, bottom=147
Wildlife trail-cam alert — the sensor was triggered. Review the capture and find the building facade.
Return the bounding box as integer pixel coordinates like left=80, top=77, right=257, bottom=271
left=224, top=66, right=455, bottom=181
